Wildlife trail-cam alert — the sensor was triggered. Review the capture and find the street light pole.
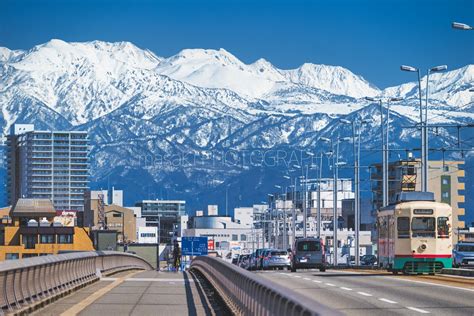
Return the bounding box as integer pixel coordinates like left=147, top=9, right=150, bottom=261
left=333, top=137, right=340, bottom=266
left=401, top=64, right=447, bottom=192
left=317, top=153, right=323, bottom=238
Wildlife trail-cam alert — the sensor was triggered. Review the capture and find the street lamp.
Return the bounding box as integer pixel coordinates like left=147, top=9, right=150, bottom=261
left=323, top=135, right=349, bottom=266
left=365, top=96, right=389, bottom=207
left=401, top=64, right=447, bottom=192
left=340, top=117, right=372, bottom=265
left=452, top=22, right=473, bottom=30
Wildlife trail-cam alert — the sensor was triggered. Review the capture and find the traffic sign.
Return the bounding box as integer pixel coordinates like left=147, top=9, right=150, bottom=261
left=182, top=236, right=208, bottom=256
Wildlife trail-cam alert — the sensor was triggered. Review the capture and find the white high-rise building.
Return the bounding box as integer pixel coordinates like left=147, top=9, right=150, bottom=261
left=6, top=124, right=89, bottom=212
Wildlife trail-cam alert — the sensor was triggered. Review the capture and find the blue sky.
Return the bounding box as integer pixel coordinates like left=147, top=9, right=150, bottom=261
left=0, top=0, right=473, bottom=88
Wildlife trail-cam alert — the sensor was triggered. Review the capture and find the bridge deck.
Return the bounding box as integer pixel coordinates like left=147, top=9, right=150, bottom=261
left=33, top=270, right=222, bottom=316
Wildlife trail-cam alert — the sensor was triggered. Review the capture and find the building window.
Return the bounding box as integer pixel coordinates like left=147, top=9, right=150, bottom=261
left=240, top=234, right=247, bottom=241
left=6, top=253, right=19, bottom=260
left=22, top=253, right=38, bottom=258
left=442, top=178, right=449, bottom=185
left=23, top=235, right=37, bottom=249
left=442, top=191, right=449, bottom=199
left=232, top=234, right=238, bottom=241
left=443, top=165, right=449, bottom=172
left=58, top=234, right=73, bottom=244
left=40, top=234, right=55, bottom=244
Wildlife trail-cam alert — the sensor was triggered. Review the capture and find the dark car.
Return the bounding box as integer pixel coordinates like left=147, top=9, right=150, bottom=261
left=255, top=248, right=270, bottom=270
left=360, top=254, right=377, bottom=266
left=290, top=238, right=326, bottom=272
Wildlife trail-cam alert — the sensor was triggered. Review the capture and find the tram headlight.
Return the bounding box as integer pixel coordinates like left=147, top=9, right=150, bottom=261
left=419, top=244, right=427, bottom=252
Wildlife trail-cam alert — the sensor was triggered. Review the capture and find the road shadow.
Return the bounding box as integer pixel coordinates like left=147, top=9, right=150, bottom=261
left=183, top=271, right=199, bottom=316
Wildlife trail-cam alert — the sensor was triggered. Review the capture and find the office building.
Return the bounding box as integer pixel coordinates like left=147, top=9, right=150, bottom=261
left=6, top=124, right=89, bottom=212
left=135, top=200, right=186, bottom=244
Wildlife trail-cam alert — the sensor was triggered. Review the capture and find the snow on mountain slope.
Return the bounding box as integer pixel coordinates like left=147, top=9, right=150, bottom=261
left=0, top=39, right=163, bottom=125
left=283, top=63, right=380, bottom=98
left=155, top=48, right=380, bottom=99
left=382, top=65, right=474, bottom=109
left=0, top=47, right=25, bottom=62
left=155, top=48, right=283, bottom=98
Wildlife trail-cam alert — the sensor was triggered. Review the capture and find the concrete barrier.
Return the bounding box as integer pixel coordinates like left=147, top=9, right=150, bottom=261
left=0, top=251, right=153, bottom=314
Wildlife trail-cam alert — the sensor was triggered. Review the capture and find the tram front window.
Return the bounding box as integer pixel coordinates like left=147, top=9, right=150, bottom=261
left=397, top=217, right=410, bottom=238
left=411, top=217, right=435, bottom=237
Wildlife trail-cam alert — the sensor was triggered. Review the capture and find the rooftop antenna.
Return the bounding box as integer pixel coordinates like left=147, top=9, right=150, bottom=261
left=98, top=193, right=106, bottom=230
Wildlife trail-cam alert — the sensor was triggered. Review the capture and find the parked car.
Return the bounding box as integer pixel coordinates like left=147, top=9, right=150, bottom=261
left=290, top=237, right=326, bottom=272
left=453, top=242, right=474, bottom=268
left=248, top=252, right=258, bottom=270
left=263, top=249, right=291, bottom=270
left=360, top=254, right=377, bottom=266
left=255, top=248, right=270, bottom=270
left=231, top=253, right=240, bottom=265
left=238, top=254, right=250, bottom=270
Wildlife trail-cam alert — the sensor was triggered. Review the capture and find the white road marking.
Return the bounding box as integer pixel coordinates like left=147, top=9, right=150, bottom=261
left=340, top=287, right=352, bottom=291
left=313, top=280, right=322, bottom=283
left=357, top=291, right=373, bottom=297
left=123, top=278, right=193, bottom=282
left=379, top=298, right=397, bottom=304
left=406, top=307, right=430, bottom=314
left=294, top=275, right=302, bottom=278
left=325, top=283, right=336, bottom=286
left=384, top=276, right=474, bottom=293
left=303, top=277, right=311, bottom=280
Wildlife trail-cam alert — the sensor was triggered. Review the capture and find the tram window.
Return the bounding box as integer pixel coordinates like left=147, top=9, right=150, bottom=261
left=411, top=217, right=435, bottom=237
left=397, top=217, right=410, bottom=238
left=437, top=217, right=449, bottom=238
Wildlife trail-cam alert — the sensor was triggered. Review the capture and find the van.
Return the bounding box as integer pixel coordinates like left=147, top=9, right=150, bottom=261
left=290, top=237, right=326, bottom=272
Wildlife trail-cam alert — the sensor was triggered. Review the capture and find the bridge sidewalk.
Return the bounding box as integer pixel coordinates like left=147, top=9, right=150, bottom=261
left=32, top=270, right=221, bottom=316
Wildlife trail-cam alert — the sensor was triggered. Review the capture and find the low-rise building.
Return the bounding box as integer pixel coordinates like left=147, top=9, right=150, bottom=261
left=135, top=200, right=186, bottom=244
left=86, top=197, right=137, bottom=243
left=0, top=199, right=94, bottom=261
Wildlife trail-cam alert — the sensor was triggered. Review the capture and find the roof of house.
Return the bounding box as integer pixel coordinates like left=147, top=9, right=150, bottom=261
left=11, top=199, right=56, bottom=217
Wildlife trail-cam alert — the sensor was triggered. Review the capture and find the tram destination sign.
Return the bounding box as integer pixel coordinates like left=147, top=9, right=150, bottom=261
left=413, top=209, right=434, bottom=215
left=182, top=237, right=209, bottom=256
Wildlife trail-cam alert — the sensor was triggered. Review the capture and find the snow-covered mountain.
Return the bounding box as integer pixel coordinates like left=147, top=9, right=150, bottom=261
left=154, top=48, right=380, bottom=99
left=0, top=39, right=473, bottom=217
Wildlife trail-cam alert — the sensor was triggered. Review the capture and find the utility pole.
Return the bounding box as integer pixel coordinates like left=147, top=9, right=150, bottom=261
left=317, top=153, right=323, bottom=238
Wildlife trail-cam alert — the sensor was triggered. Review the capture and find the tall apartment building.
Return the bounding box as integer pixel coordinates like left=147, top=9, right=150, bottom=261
left=135, top=200, right=186, bottom=243
left=6, top=124, right=89, bottom=212
left=370, top=159, right=465, bottom=230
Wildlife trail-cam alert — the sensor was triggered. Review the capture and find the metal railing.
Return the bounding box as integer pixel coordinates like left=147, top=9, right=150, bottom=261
left=191, top=256, right=341, bottom=316
left=0, top=251, right=152, bottom=313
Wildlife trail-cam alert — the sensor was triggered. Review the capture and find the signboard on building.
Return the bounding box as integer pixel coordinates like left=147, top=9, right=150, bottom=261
left=182, top=236, right=208, bottom=256
left=54, top=211, right=76, bottom=227
left=208, top=239, right=215, bottom=250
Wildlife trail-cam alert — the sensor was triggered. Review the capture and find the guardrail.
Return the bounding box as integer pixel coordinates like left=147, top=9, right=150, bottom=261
left=0, top=251, right=153, bottom=313
left=191, top=256, right=341, bottom=316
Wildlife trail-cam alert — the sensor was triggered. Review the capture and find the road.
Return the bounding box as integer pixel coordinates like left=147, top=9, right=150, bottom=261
left=255, top=269, right=474, bottom=315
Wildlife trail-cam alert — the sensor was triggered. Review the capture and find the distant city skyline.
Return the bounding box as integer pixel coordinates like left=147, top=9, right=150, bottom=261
left=1, top=0, right=473, bottom=88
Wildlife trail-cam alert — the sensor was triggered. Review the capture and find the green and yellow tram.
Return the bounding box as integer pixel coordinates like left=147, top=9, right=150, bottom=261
left=377, top=192, right=453, bottom=274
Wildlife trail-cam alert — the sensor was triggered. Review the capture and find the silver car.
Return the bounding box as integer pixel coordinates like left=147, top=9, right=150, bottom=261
left=263, top=250, right=291, bottom=270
